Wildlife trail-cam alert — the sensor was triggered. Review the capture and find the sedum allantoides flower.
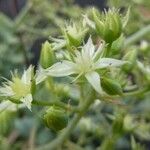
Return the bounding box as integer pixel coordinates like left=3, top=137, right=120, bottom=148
left=45, top=37, right=126, bottom=94
left=0, top=66, right=35, bottom=110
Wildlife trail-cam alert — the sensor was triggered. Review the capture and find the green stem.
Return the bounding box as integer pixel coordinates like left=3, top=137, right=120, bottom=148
left=32, top=100, right=79, bottom=113
left=37, top=94, right=95, bottom=150
left=124, top=24, right=150, bottom=47
left=32, top=100, right=67, bottom=108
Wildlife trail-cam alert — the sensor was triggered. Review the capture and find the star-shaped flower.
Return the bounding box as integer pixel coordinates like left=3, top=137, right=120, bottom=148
left=45, top=37, right=126, bottom=94
left=0, top=66, right=35, bottom=110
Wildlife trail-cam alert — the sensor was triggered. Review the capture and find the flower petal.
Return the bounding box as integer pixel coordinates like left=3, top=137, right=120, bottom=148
left=0, top=85, right=14, bottom=97
left=82, top=37, right=95, bottom=58
left=85, top=71, right=102, bottom=94
left=0, top=100, right=17, bottom=112
left=93, top=41, right=105, bottom=60
left=20, top=94, right=32, bottom=111
left=46, top=60, right=76, bottom=77
left=21, top=66, right=33, bottom=84
left=35, top=67, right=47, bottom=84
left=95, top=58, right=126, bottom=69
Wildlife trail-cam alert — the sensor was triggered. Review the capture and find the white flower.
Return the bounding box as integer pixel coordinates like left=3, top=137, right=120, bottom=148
left=45, top=37, right=126, bottom=94
left=0, top=66, right=34, bottom=110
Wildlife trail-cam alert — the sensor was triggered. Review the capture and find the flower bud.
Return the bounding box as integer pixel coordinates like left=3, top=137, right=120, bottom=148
left=92, top=8, right=122, bottom=43
left=110, top=35, right=124, bottom=55
left=63, top=22, right=88, bottom=47
left=43, top=106, right=68, bottom=131
left=101, top=77, right=123, bottom=95
left=40, top=41, right=55, bottom=69
left=123, top=49, right=137, bottom=72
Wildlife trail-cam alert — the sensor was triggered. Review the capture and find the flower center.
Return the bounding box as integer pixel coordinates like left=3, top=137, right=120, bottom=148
left=75, top=56, right=94, bottom=74
left=10, top=77, right=31, bottom=100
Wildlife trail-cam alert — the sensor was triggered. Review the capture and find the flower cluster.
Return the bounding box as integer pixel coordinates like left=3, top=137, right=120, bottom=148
left=0, top=7, right=130, bottom=131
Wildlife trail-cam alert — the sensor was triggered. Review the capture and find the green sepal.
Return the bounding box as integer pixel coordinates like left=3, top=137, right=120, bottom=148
left=123, top=49, right=137, bottom=72
left=40, top=41, right=55, bottom=69
left=101, top=77, right=123, bottom=95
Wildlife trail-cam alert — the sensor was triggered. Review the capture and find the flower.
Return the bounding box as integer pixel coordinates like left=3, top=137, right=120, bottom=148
left=0, top=66, right=35, bottom=110
left=45, top=37, right=126, bottom=94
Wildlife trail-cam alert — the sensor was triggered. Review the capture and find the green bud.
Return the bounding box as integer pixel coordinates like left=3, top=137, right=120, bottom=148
left=123, top=49, right=137, bottom=72
left=92, top=8, right=122, bottom=43
left=63, top=22, right=88, bottom=47
left=43, top=106, right=68, bottom=131
left=101, top=77, right=123, bottom=95
left=110, top=35, right=124, bottom=55
left=40, top=41, right=55, bottom=69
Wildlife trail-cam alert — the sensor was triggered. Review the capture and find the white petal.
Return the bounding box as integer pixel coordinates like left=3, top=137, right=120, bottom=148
left=20, top=94, right=32, bottom=111
left=82, top=37, right=95, bottom=58
left=21, top=66, right=33, bottom=84
left=46, top=60, right=76, bottom=77
left=85, top=71, right=102, bottom=94
left=0, top=85, right=14, bottom=97
left=93, top=41, right=105, bottom=60
left=35, top=67, right=47, bottom=84
left=0, top=100, right=17, bottom=112
left=95, top=58, right=126, bottom=69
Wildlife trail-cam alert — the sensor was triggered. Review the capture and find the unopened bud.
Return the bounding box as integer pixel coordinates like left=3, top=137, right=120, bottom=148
left=101, top=77, right=123, bottom=95
left=40, top=41, right=55, bottom=69
left=43, top=106, right=68, bottom=131
left=123, top=49, right=137, bottom=72
left=92, top=8, right=122, bottom=43
left=110, top=35, right=124, bottom=55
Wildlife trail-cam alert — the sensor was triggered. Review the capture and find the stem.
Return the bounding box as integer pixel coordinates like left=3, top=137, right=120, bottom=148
left=32, top=100, right=67, bottom=108
left=124, top=24, right=150, bottom=47
left=32, top=100, right=79, bottom=113
left=37, top=94, right=95, bottom=150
